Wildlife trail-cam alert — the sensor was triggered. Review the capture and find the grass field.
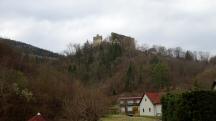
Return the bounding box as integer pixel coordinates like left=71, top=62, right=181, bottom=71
left=101, top=115, right=159, bottom=121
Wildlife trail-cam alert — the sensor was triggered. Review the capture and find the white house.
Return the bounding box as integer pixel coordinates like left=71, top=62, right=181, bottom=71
left=139, top=92, right=162, bottom=117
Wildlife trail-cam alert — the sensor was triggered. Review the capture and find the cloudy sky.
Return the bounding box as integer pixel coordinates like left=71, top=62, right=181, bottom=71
left=0, top=0, right=216, bottom=54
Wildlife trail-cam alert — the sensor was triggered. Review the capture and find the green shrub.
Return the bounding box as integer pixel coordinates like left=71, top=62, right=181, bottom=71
left=162, top=91, right=216, bottom=121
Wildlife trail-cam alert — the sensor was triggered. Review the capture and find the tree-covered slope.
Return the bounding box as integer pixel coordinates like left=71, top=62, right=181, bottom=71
left=0, top=38, right=60, bottom=58
left=65, top=33, right=216, bottom=94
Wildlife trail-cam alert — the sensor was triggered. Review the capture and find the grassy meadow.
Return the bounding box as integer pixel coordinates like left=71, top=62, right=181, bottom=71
left=101, top=115, right=159, bottom=121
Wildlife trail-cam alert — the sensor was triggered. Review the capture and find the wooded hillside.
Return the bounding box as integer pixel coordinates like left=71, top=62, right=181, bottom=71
left=0, top=38, right=60, bottom=58
left=65, top=33, right=216, bottom=94
left=0, top=33, right=216, bottom=121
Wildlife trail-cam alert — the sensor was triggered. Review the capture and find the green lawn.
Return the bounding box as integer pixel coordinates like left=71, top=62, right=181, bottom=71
left=101, top=115, right=159, bottom=121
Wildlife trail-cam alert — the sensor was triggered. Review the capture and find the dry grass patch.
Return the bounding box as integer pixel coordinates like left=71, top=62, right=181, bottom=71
left=101, top=115, right=158, bottom=121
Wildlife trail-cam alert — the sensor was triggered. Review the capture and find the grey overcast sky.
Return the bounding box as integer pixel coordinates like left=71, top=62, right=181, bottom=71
left=0, top=0, right=216, bottom=54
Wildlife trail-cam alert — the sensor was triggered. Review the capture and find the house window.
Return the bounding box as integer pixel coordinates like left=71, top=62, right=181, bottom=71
left=128, top=107, right=133, bottom=111
left=127, top=100, right=133, bottom=104
left=143, top=108, right=145, bottom=112
left=149, top=108, right=151, bottom=112
left=145, top=98, right=147, bottom=101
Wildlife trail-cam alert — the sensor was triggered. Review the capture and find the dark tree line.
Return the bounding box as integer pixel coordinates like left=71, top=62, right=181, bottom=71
left=0, top=42, right=109, bottom=121
left=65, top=41, right=123, bottom=84
left=138, top=45, right=211, bottom=62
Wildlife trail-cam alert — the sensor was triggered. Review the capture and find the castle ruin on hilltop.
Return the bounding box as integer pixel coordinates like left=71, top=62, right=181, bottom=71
left=93, top=32, right=135, bottom=50
left=110, top=32, right=135, bottom=50
left=93, top=34, right=103, bottom=46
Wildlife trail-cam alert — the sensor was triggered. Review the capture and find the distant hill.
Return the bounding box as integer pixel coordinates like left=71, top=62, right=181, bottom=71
left=0, top=38, right=61, bottom=58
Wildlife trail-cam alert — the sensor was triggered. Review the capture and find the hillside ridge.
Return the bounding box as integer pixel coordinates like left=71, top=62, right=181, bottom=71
left=0, top=37, right=60, bottom=58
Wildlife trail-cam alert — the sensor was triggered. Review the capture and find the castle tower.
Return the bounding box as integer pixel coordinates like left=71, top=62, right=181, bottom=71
left=93, top=34, right=102, bottom=46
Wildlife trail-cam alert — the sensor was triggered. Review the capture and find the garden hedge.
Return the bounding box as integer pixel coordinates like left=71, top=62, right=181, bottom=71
left=162, top=91, right=216, bottom=121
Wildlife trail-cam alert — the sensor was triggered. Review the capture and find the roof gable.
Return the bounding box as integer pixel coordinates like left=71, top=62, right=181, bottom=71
left=28, top=113, right=46, bottom=121
left=145, top=92, right=161, bottom=105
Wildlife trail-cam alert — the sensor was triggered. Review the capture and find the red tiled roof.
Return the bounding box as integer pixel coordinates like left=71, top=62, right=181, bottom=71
left=28, top=113, right=46, bottom=121
left=146, top=92, right=161, bottom=104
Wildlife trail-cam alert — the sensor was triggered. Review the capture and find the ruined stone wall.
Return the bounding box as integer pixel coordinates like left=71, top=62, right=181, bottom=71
left=111, top=32, right=135, bottom=50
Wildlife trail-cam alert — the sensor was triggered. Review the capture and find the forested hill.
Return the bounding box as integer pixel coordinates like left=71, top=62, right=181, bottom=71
left=1, top=32, right=216, bottom=121
left=0, top=37, right=60, bottom=58
left=65, top=33, right=216, bottom=94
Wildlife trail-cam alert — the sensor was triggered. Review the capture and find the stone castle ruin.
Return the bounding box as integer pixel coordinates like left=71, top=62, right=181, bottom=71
left=110, top=32, right=135, bottom=50
left=93, top=32, right=136, bottom=50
